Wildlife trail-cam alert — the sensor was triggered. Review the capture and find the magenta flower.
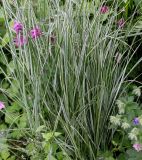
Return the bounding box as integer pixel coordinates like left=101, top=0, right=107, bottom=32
left=133, top=143, right=142, bottom=152
left=100, top=6, right=109, bottom=14
left=118, top=18, right=125, bottom=28
left=30, top=26, right=42, bottom=39
left=14, top=35, right=28, bottom=47
left=13, top=21, right=23, bottom=34
left=0, top=101, right=5, bottom=110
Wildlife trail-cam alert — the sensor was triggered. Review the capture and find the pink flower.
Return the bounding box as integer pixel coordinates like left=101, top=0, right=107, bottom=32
left=0, top=101, right=5, bottom=110
left=30, top=26, right=42, bottom=39
left=100, top=6, right=109, bottom=14
left=13, top=21, right=23, bottom=34
left=118, top=18, right=125, bottom=28
left=133, top=143, right=142, bottom=152
left=14, top=35, right=28, bottom=47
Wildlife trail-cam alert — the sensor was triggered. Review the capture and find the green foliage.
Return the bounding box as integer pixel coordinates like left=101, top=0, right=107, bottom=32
left=0, top=6, right=12, bottom=47
left=109, top=86, right=142, bottom=159
left=0, top=0, right=142, bottom=159
left=1, top=150, right=10, bottom=160
left=0, top=7, right=6, bottom=41
left=97, top=151, right=115, bottom=160
left=42, top=132, right=62, bottom=142
left=23, top=129, right=69, bottom=160
left=126, top=149, right=142, bottom=160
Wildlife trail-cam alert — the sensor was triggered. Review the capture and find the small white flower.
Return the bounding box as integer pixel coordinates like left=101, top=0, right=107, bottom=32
left=128, top=132, right=137, bottom=141
left=118, top=107, right=125, bottom=114
left=131, top=128, right=139, bottom=135
left=133, top=87, right=141, bottom=97
left=121, top=122, right=130, bottom=129
left=116, top=100, right=125, bottom=108
left=128, top=128, right=139, bottom=141
left=110, top=115, right=121, bottom=126
left=116, top=100, right=125, bottom=114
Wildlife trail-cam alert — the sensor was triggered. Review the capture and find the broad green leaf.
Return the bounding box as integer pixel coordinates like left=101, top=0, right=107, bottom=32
left=6, top=102, right=21, bottom=113
left=7, top=61, right=15, bottom=75
left=1, top=20, right=13, bottom=47
left=105, top=157, right=115, bottom=160
left=43, top=142, right=51, bottom=153
left=6, top=80, right=20, bottom=98
left=0, top=124, right=7, bottom=130
left=42, top=132, right=61, bottom=141
left=2, top=81, right=9, bottom=89
left=56, top=152, right=66, bottom=160
left=5, top=112, right=19, bottom=124
left=36, top=125, right=46, bottom=133
left=0, top=138, right=7, bottom=149
left=0, top=93, right=8, bottom=107
left=134, top=0, right=142, bottom=7
left=18, top=113, right=27, bottom=128
left=1, top=32, right=10, bottom=47
left=45, top=155, right=57, bottom=160
left=0, top=150, right=10, bottom=160
left=0, top=8, right=5, bottom=31
left=51, top=143, right=58, bottom=154
left=0, top=53, right=7, bottom=65
left=7, top=156, right=16, bottom=160
left=118, top=153, right=127, bottom=160
left=10, top=130, right=23, bottom=139
left=26, top=142, right=35, bottom=155
left=127, top=149, right=142, bottom=159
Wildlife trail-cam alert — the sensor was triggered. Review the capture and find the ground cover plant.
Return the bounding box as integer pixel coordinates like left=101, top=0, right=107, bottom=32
left=0, top=0, right=142, bottom=159
left=109, top=86, right=142, bottom=160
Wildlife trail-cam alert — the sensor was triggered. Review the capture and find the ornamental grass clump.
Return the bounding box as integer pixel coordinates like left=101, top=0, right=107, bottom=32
left=1, top=0, right=142, bottom=159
